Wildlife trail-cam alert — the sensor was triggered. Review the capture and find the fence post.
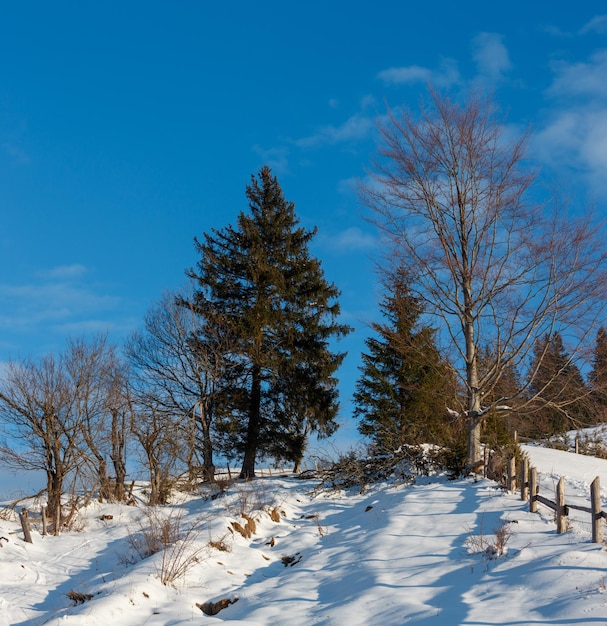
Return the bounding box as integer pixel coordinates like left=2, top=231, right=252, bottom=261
left=483, top=447, right=488, bottom=478
left=507, top=457, right=516, bottom=492
left=556, top=477, right=567, bottom=533
left=19, top=508, right=33, bottom=544
left=591, top=476, right=603, bottom=544
left=520, top=458, right=529, bottom=501
left=529, top=467, right=538, bottom=513
left=41, top=506, right=48, bottom=536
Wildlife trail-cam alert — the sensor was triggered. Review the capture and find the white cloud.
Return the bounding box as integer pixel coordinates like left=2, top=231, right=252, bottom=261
left=295, top=113, right=374, bottom=149
left=252, top=145, right=290, bottom=174
left=0, top=264, right=123, bottom=354
left=536, top=50, right=607, bottom=196
left=377, top=59, right=459, bottom=89
left=378, top=65, right=432, bottom=85
left=337, top=177, right=360, bottom=196
left=472, top=33, right=511, bottom=82
left=38, top=264, right=88, bottom=280
left=580, top=15, right=607, bottom=34
left=323, top=226, right=377, bottom=254
left=548, top=50, right=607, bottom=99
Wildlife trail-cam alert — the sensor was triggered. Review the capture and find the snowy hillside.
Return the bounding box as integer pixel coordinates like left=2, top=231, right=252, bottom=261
left=2, top=447, right=607, bottom=625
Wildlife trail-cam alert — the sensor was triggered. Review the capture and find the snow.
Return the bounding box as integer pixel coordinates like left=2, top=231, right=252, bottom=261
left=2, top=446, right=607, bottom=625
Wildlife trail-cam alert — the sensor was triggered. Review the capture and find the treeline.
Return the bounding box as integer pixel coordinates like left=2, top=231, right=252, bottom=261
left=0, top=167, right=350, bottom=515
left=352, top=265, right=607, bottom=464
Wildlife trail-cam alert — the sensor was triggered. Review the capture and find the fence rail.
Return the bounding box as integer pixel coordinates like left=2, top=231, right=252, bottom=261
left=506, top=457, right=605, bottom=543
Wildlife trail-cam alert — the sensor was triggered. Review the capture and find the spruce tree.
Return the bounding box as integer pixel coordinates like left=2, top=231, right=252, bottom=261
left=477, top=344, right=522, bottom=444
left=188, top=166, right=350, bottom=478
left=354, top=268, right=456, bottom=452
left=528, top=332, right=591, bottom=436
left=589, top=327, right=607, bottom=421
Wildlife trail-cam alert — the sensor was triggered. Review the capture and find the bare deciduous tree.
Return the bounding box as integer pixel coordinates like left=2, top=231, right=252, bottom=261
left=125, top=287, right=232, bottom=484
left=363, top=90, right=607, bottom=468
left=0, top=335, right=132, bottom=527
left=0, top=353, right=80, bottom=528
left=67, top=334, right=131, bottom=502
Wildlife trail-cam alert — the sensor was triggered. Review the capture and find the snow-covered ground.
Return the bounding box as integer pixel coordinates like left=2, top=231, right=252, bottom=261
left=2, top=445, right=607, bottom=625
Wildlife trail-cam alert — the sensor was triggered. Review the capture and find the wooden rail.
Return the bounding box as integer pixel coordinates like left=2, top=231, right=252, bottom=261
left=507, top=457, right=605, bottom=543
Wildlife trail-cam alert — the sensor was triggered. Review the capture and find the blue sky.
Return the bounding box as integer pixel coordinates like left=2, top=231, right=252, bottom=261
left=1, top=2, right=607, bottom=450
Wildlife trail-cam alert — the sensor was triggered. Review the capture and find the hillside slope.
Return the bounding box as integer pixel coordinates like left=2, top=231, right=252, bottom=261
left=1, top=448, right=607, bottom=625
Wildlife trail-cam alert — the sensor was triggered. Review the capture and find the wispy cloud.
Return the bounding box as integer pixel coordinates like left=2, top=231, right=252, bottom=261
left=580, top=14, right=607, bottom=35
left=548, top=50, right=607, bottom=99
left=318, top=226, right=377, bottom=254
left=38, top=264, right=88, bottom=280
left=535, top=49, right=607, bottom=196
left=295, top=113, right=375, bottom=149
left=252, top=145, right=290, bottom=174
left=377, top=59, right=459, bottom=89
left=472, top=33, right=512, bottom=82
left=0, top=265, right=124, bottom=355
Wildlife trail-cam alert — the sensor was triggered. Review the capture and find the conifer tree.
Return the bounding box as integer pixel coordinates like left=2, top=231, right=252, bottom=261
left=528, top=332, right=591, bottom=436
left=477, top=344, right=522, bottom=446
left=188, top=166, right=350, bottom=478
left=354, top=268, right=456, bottom=452
left=589, top=327, right=607, bottom=421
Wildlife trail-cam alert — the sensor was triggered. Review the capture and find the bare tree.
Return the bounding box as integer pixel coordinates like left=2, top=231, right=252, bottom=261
left=66, top=334, right=131, bottom=501
left=0, top=354, right=81, bottom=528
left=0, top=335, right=133, bottom=528
left=129, top=401, right=179, bottom=506
left=363, top=89, right=607, bottom=469
left=125, top=287, right=232, bottom=484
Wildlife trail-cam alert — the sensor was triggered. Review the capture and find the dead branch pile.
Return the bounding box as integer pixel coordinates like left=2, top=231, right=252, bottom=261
left=300, top=446, right=441, bottom=494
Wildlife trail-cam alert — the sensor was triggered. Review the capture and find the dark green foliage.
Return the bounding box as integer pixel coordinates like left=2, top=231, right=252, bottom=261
left=477, top=345, right=521, bottom=446
left=354, top=268, right=458, bottom=452
left=589, top=327, right=607, bottom=421
left=188, top=166, right=350, bottom=477
left=528, top=332, right=592, bottom=436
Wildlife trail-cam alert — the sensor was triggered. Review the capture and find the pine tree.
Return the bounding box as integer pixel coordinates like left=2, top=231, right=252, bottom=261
left=528, top=332, right=591, bottom=436
left=589, top=327, right=607, bottom=421
left=188, top=166, right=350, bottom=478
left=477, top=344, right=522, bottom=445
left=354, top=269, right=456, bottom=452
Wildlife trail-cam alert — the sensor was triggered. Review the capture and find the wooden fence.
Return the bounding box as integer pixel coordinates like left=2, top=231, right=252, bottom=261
left=505, top=457, right=606, bottom=543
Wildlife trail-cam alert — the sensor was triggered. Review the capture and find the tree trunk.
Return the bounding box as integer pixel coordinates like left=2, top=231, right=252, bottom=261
left=46, top=470, right=63, bottom=533
left=112, top=453, right=127, bottom=501
left=467, top=410, right=483, bottom=470
left=97, top=457, right=112, bottom=502
left=240, top=364, right=262, bottom=479
left=110, top=409, right=127, bottom=501
left=464, top=275, right=482, bottom=470
left=197, top=401, right=216, bottom=483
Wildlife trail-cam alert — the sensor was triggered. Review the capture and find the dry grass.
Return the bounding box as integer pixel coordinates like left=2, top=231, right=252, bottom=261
left=208, top=533, right=232, bottom=552
left=268, top=507, right=281, bottom=523
left=126, top=506, right=207, bottom=585
left=465, top=517, right=517, bottom=560
left=230, top=513, right=257, bottom=539
left=66, top=590, right=94, bottom=605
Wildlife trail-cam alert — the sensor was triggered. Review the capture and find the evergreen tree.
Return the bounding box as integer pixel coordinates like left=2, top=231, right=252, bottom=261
left=477, top=344, right=522, bottom=445
left=589, top=327, right=607, bottom=421
left=188, top=166, right=350, bottom=478
left=528, top=332, right=591, bottom=436
left=354, top=268, right=456, bottom=452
